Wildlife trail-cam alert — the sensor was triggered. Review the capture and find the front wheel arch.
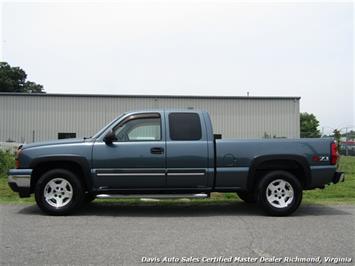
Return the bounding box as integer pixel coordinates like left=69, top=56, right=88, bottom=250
left=30, top=158, right=91, bottom=193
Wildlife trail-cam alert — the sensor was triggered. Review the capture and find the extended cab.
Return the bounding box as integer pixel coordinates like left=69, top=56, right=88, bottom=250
left=8, top=110, right=344, bottom=216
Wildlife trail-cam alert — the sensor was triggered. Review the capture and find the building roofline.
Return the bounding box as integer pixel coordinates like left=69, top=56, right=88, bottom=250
left=0, top=92, right=301, bottom=100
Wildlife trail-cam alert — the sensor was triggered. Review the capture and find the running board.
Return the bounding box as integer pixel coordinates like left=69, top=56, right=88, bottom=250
left=96, top=193, right=209, bottom=199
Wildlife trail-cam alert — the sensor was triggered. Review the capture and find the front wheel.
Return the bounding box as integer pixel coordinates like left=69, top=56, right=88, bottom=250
left=257, top=171, right=302, bottom=216
left=35, top=169, right=85, bottom=215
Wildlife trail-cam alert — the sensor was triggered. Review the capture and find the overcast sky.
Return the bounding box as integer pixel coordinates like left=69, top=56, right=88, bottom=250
left=1, top=1, right=354, bottom=134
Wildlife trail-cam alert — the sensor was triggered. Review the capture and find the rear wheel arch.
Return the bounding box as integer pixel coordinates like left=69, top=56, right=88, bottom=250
left=247, top=155, right=311, bottom=191
left=30, top=156, right=92, bottom=193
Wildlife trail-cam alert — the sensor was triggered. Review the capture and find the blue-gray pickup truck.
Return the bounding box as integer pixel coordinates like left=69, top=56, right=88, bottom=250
left=8, top=110, right=344, bottom=216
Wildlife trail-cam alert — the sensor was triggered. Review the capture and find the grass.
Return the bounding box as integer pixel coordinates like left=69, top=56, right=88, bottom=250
left=0, top=156, right=354, bottom=205
left=303, top=156, right=355, bottom=204
left=0, top=178, right=35, bottom=204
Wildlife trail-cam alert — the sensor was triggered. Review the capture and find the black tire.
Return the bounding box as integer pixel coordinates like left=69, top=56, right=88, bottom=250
left=237, top=191, right=257, bottom=203
left=35, top=169, right=85, bottom=215
left=257, top=170, right=302, bottom=216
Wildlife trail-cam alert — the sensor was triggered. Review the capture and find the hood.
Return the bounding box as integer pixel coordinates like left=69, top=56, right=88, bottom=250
left=22, top=138, right=89, bottom=150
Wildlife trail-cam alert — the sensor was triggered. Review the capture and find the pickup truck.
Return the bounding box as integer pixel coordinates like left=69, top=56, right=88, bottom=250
left=8, top=110, right=344, bottom=216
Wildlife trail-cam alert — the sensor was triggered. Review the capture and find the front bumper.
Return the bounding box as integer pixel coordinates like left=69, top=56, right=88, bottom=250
left=8, top=169, right=32, bottom=197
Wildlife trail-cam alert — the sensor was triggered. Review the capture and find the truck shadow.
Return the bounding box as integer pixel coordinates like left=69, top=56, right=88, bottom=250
left=18, top=202, right=352, bottom=217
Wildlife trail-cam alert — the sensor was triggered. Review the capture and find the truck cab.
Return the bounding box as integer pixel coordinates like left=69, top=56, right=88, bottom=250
left=91, top=110, right=215, bottom=191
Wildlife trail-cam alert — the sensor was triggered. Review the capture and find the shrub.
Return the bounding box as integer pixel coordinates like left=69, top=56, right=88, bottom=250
left=0, top=150, right=15, bottom=177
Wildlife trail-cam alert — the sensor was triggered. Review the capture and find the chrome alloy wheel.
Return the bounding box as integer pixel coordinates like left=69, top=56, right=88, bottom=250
left=44, top=178, right=73, bottom=208
left=266, top=179, right=294, bottom=208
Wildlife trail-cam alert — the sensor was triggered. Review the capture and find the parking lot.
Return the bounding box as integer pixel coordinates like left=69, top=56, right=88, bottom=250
left=0, top=203, right=354, bottom=265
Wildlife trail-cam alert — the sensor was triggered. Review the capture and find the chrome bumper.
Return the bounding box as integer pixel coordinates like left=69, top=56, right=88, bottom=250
left=8, top=169, right=32, bottom=197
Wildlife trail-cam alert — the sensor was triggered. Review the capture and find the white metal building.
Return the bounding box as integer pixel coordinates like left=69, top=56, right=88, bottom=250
left=0, top=93, right=300, bottom=143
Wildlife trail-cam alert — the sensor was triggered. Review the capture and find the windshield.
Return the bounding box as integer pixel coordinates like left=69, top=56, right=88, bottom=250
left=92, top=113, right=125, bottom=139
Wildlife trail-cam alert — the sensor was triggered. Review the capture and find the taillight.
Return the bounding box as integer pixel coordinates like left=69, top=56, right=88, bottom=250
left=330, top=142, right=339, bottom=165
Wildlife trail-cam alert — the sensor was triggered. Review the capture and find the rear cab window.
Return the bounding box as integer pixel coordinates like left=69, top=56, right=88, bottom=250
left=168, top=113, right=202, bottom=141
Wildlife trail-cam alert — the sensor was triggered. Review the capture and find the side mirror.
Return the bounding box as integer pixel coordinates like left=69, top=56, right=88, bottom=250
left=103, top=130, right=117, bottom=145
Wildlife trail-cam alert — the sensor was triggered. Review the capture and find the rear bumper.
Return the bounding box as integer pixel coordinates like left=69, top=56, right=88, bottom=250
left=332, top=171, right=345, bottom=184
left=309, top=166, right=344, bottom=189
left=8, top=169, right=32, bottom=197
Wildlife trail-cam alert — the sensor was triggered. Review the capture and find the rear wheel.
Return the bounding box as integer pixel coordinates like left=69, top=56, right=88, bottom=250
left=237, top=191, right=257, bottom=203
left=257, top=170, right=302, bottom=216
left=35, top=169, right=85, bottom=215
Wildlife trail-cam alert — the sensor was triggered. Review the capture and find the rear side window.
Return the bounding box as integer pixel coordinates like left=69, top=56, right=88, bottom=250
left=169, top=113, right=202, bottom=141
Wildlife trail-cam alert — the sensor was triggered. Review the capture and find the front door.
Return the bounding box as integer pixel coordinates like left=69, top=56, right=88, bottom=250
left=92, top=113, right=166, bottom=190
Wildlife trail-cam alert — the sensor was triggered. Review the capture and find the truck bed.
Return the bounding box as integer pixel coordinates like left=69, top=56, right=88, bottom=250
left=215, top=138, right=335, bottom=190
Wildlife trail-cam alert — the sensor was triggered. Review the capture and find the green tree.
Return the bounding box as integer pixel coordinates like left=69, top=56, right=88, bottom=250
left=333, top=129, right=341, bottom=148
left=345, top=130, right=355, bottom=140
left=0, top=62, right=44, bottom=93
left=300, top=112, right=321, bottom=138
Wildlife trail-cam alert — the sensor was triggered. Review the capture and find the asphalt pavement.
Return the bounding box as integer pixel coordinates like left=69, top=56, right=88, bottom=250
left=0, top=202, right=354, bottom=265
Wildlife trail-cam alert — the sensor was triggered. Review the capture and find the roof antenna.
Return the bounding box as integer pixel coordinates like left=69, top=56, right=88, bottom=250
left=247, top=91, right=250, bottom=97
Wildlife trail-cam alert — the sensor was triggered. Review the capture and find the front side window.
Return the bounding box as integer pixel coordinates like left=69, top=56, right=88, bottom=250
left=114, top=116, right=161, bottom=142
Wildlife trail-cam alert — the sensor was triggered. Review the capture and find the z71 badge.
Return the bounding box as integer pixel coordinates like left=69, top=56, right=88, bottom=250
left=320, top=156, right=329, bottom=161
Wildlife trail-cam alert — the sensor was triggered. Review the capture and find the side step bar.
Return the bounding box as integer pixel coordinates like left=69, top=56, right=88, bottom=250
left=96, top=193, right=209, bottom=199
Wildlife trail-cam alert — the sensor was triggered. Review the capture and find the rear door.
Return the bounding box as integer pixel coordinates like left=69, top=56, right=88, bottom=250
left=165, top=112, right=209, bottom=188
